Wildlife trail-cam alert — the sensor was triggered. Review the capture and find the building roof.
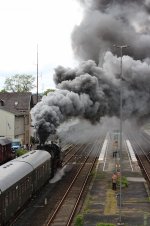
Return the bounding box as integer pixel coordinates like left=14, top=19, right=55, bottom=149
left=0, top=92, right=32, bottom=115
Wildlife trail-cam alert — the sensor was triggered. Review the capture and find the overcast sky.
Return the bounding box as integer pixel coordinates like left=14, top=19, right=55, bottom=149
left=0, top=0, right=82, bottom=92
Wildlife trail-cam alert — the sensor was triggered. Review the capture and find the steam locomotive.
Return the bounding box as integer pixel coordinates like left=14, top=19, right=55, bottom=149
left=0, top=142, right=62, bottom=226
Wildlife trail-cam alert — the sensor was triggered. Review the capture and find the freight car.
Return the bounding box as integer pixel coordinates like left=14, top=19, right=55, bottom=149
left=0, top=137, right=15, bottom=165
left=0, top=143, right=62, bottom=226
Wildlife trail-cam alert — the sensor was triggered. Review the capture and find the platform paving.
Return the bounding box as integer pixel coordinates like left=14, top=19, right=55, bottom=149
left=78, top=136, right=150, bottom=226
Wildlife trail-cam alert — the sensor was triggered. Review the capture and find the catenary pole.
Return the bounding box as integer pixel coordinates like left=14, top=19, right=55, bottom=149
left=37, top=44, right=39, bottom=103
left=114, top=44, right=127, bottom=225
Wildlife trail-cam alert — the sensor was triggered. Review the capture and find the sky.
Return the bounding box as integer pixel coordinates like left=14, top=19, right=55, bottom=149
left=0, top=0, right=83, bottom=92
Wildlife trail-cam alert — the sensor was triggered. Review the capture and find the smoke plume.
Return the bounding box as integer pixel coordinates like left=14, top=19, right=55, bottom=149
left=73, top=0, right=150, bottom=62
left=31, top=0, right=150, bottom=143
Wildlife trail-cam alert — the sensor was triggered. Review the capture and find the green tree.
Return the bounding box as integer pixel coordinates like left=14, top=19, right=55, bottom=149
left=0, top=89, right=7, bottom=93
left=43, top=88, right=55, bottom=96
left=4, top=74, right=35, bottom=92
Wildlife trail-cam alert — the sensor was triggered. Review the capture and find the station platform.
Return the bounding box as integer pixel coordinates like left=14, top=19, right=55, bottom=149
left=81, top=134, right=150, bottom=226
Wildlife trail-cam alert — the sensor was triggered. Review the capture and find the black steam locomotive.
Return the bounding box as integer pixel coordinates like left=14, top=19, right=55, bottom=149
left=0, top=142, right=63, bottom=226
left=37, top=141, right=63, bottom=177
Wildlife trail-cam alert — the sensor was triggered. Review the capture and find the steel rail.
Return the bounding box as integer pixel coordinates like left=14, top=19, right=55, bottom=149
left=128, top=134, right=150, bottom=186
left=45, top=139, right=103, bottom=226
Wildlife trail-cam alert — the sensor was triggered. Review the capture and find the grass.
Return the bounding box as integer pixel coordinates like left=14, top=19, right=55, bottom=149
left=82, top=194, right=93, bottom=214
left=96, top=223, right=116, bottom=226
left=95, top=172, right=107, bottom=180
left=74, top=214, right=84, bottom=226
left=104, top=189, right=118, bottom=215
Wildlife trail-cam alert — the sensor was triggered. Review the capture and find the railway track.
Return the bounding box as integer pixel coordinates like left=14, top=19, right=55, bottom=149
left=9, top=143, right=85, bottom=226
left=44, top=149, right=95, bottom=225
left=11, top=137, right=105, bottom=226
left=44, top=139, right=103, bottom=226
left=128, top=133, right=150, bottom=188
left=63, top=143, right=86, bottom=165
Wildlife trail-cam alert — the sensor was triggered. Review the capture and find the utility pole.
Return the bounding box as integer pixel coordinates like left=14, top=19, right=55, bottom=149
left=37, top=44, right=39, bottom=103
left=114, top=44, right=128, bottom=226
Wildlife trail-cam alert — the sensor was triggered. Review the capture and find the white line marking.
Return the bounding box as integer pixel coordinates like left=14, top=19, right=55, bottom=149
left=102, top=140, right=109, bottom=171
left=98, top=139, right=108, bottom=161
left=125, top=139, right=133, bottom=171
left=126, top=140, right=137, bottom=162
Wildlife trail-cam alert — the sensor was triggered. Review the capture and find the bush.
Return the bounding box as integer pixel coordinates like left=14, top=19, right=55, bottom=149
left=16, top=149, right=28, bottom=157
left=75, top=214, right=84, bottom=226
left=117, top=176, right=128, bottom=188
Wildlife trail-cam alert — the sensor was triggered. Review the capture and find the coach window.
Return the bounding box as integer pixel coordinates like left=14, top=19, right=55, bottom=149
left=40, top=167, right=42, bottom=177
left=21, top=183, right=23, bottom=194
left=27, top=177, right=30, bottom=184
left=9, top=191, right=12, bottom=204
left=42, top=166, right=44, bottom=176
left=23, top=183, right=25, bottom=193
left=13, top=190, right=15, bottom=201
left=23, top=182, right=25, bottom=193
left=25, top=179, right=27, bottom=189
left=24, top=180, right=27, bottom=191
left=37, top=169, right=39, bottom=179
left=26, top=179, right=28, bottom=189
left=38, top=168, right=40, bottom=178
left=18, top=186, right=21, bottom=197
left=5, top=195, right=9, bottom=207
left=41, top=166, right=44, bottom=176
left=16, top=186, right=18, bottom=198
left=25, top=179, right=28, bottom=189
left=39, top=168, right=41, bottom=178
left=45, top=162, right=47, bottom=171
left=43, top=164, right=45, bottom=175
left=44, top=164, right=46, bottom=173
left=27, top=176, right=31, bottom=188
left=36, top=170, right=38, bottom=180
left=41, top=166, right=43, bottom=176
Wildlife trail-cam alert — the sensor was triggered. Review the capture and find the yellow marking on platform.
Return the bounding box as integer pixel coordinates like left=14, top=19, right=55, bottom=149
left=104, top=189, right=118, bottom=215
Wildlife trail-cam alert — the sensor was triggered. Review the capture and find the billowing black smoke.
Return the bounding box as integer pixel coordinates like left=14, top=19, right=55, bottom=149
left=73, top=0, right=150, bottom=63
left=31, top=0, right=150, bottom=143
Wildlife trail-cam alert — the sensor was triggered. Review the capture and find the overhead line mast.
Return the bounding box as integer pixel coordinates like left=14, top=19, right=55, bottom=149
left=114, top=44, right=128, bottom=226
left=37, top=44, right=39, bottom=103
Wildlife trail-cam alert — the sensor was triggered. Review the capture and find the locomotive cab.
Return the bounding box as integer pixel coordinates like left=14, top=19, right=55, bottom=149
left=37, top=141, right=62, bottom=178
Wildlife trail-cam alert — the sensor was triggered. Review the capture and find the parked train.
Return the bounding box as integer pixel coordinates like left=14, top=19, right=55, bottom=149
left=0, top=137, right=15, bottom=165
left=0, top=142, right=62, bottom=226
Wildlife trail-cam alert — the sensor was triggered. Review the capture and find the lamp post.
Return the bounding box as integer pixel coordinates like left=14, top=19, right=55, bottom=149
left=114, top=44, right=127, bottom=225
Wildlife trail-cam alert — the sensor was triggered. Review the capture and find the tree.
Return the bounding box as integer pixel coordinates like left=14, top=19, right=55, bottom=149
left=43, top=88, right=55, bottom=96
left=0, top=89, right=7, bottom=93
left=4, top=74, right=35, bottom=92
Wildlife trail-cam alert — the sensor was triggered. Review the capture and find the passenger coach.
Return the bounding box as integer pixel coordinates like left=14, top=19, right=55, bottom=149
left=0, top=150, right=51, bottom=226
